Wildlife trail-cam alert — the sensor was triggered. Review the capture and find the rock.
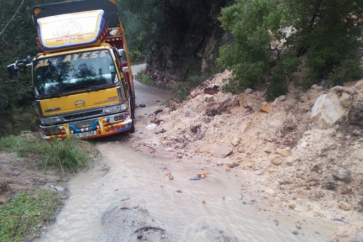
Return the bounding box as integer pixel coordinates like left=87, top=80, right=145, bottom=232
left=155, top=128, right=166, bottom=134
left=139, top=104, right=146, bottom=108
left=231, top=137, right=240, bottom=146
left=348, top=95, right=363, bottom=127
left=254, top=170, right=262, bottom=175
left=211, top=143, right=233, bottom=158
left=205, top=94, right=215, bottom=102
left=169, top=100, right=179, bottom=111
left=260, top=103, right=274, bottom=113
left=217, top=98, right=233, bottom=113
left=154, top=109, right=163, bottom=115
left=354, top=80, right=363, bottom=93
left=237, top=147, right=245, bottom=153
left=276, top=148, right=291, bottom=157
left=206, top=109, right=218, bottom=116
left=331, top=226, right=363, bottom=242
left=175, top=137, right=185, bottom=143
left=184, top=109, right=196, bottom=117
left=54, top=186, right=64, bottom=192
left=271, top=157, right=283, bottom=166
left=226, top=161, right=239, bottom=168
left=226, top=167, right=231, bottom=172
left=190, top=124, right=202, bottom=133
left=340, top=93, right=353, bottom=108
left=167, top=172, right=173, bottom=180
left=145, top=123, right=158, bottom=130
left=279, top=95, right=287, bottom=101
left=332, top=167, right=352, bottom=183
left=311, top=93, right=347, bottom=129
left=292, top=230, right=299, bottom=235
left=338, top=201, right=352, bottom=211
left=311, top=84, right=323, bottom=91
left=237, top=93, right=260, bottom=112
left=217, top=162, right=224, bottom=166
left=204, top=85, right=219, bottom=95
left=288, top=204, right=296, bottom=209
left=245, top=88, right=253, bottom=94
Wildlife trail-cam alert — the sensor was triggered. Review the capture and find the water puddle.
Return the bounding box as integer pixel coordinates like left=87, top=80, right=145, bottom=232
left=40, top=142, right=336, bottom=242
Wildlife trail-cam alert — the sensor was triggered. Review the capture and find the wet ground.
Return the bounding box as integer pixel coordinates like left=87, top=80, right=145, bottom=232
left=39, top=64, right=338, bottom=242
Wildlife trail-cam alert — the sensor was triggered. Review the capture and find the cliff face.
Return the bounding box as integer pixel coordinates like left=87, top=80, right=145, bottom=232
left=146, top=2, right=228, bottom=85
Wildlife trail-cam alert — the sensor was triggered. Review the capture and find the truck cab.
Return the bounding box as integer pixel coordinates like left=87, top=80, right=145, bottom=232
left=8, top=0, right=136, bottom=139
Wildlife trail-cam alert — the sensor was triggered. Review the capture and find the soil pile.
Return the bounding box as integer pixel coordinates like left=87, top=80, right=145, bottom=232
left=135, top=71, right=363, bottom=241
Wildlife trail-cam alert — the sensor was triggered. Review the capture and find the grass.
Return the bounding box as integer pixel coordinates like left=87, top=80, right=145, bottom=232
left=136, top=69, right=154, bottom=86
left=0, top=189, right=62, bottom=242
left=0, top=135, right=94, bottom=174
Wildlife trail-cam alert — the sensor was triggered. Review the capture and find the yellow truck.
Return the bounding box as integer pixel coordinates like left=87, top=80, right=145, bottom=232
left=7, top=0, right=136, bottom=139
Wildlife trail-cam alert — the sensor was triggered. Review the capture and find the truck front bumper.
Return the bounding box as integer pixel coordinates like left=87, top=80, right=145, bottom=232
left=39, top=113, right=132, bottom=140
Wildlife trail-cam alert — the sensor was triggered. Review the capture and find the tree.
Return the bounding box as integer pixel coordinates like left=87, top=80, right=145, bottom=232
left=218, top=0, right=363, bottom=99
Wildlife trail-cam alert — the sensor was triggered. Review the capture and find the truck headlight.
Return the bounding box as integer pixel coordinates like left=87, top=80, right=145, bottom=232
left=41, top=116, right=62, bottom=125
left=104, top=105, right=121, bottom=113
left=120, top=103, right=127, bottom=110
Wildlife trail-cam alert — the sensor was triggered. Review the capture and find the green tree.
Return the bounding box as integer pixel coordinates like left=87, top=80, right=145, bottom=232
left=218, top=0, right=363, bottom=98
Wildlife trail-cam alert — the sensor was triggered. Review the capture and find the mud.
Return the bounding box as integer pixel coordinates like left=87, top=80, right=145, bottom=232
left=0, top=151, right=67, bottom=204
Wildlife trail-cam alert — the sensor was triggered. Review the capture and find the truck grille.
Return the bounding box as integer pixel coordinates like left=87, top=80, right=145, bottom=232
left=63, top=110, right=103, bottom=121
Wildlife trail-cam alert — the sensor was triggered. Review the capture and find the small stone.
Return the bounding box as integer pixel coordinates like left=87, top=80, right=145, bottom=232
left=332, top=167, right=352, bottom=183
left=296, top=225, right=302, bottom=230
left=254, top=170, right=262, bottom=175
left=276, top=148, right=291, bottom=157
left=279, top=95, right=287, bottom=101
left=154, top=109, right=163, bottom=115
left=231, top=137, right=240, bottom=146
left=292, top=230, right=299, bottom=235
left=340, top=93, right=352, bottom=108
left=271, top=157, right=283, bottom=166
left=311, top=84, right=323, bottom=91
left=338, top=201, right=352, bottom=211
left=167, top=172, right=173, bottom=180
left=288, top=204, right=296, bottom=210
left=202, top=200, right=206, bottom=204
left=54, top=186, right=64, bottom=192
left=237, top=147, right=245, bottom=153
left=139, top=104, right=146, bottom=108
left=245, top=88, right=253, bottom=94
left=137, top=235, right=143, bottom=239
left=190, top=124, right=201, bottom=133
left=217, top=162, right=224, bottom=166
left=226, top=167, right=231, bottom=172
left=155, top=128, right=166, bottom=134
left=260, top=103, right=274, bottom=113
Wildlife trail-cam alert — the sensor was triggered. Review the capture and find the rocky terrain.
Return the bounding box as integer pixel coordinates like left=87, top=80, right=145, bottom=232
left=131, top=71, right=363, bottom=241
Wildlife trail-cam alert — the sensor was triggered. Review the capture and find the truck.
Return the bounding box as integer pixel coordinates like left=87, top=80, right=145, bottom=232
left=7, top=0, right=136, bottom=140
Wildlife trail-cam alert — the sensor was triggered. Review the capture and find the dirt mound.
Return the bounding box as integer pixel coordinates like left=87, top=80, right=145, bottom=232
left=134, top=71, right=363, bottom=229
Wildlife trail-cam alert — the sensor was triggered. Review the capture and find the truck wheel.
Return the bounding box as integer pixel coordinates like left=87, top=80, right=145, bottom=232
left=129, top=121, right=135, bottom=133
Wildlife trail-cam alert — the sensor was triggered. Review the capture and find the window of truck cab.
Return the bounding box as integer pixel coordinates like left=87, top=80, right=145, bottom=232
left=33, top=49, right=118, bottom=96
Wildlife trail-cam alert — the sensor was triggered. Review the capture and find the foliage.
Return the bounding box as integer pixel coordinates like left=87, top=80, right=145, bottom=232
left=218, top=0, right=284, bottom=94
left=218, top=0, right=363, bottom=99
left=0, top=189, right=62, bottom=242
left=0, top=0, right=61, bottom=136
left=136, top=70, right=154, bottom=86
left=0, top=135, right=93, bottom=173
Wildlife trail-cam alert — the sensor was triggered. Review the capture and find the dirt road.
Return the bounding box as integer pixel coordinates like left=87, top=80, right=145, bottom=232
left=39, top=65, right=337, bottom=242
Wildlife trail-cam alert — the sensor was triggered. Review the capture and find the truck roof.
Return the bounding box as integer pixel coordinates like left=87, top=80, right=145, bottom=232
left=32, top=0, right=121, bottom=28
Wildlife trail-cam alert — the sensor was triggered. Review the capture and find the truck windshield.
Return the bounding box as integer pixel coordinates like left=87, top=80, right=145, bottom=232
left=34, top=50, right=117, bottom=96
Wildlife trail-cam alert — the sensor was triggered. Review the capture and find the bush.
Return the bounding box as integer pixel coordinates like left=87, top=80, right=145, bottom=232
left=136, top=70, right=154, bottom=85
left=0, top=136, right=93, bottom=173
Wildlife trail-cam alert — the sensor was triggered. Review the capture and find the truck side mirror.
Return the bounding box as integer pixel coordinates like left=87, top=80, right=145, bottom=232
left=7, top=63, right=20, bottom=78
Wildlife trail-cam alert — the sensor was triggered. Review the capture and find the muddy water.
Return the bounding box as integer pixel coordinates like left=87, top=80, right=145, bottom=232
left=40, top=65, right=336, bottom=242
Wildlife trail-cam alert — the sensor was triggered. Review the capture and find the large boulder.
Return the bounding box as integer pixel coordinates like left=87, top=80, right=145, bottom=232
left=348, top=95, right=363, bottom=127
left=311, top=93, right=347, bottom=129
